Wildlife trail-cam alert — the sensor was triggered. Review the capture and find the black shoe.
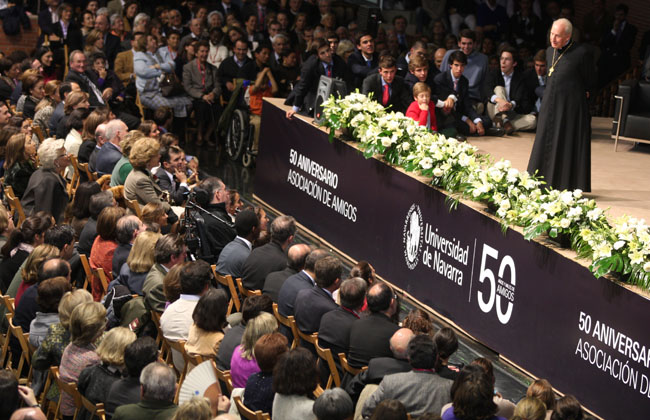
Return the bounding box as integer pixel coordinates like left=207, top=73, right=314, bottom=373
left=503, top=121, right=515, bottom=135
left=456, top=133, right=467, bottom=141
left=486, top=127, right=505, bottom=137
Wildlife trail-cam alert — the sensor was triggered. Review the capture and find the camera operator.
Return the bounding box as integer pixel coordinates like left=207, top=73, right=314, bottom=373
left=192, top=177, right=237, bottom=263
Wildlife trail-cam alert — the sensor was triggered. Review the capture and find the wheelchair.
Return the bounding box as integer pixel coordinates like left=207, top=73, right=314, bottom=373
left=218, top=79, right=257, bottom=168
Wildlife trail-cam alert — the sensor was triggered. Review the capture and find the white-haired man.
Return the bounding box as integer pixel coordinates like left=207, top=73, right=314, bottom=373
left=527, top=18, right=594, bottom=192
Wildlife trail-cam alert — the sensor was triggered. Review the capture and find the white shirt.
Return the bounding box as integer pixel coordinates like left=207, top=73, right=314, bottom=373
left=160, top=294, right=201, bottom=342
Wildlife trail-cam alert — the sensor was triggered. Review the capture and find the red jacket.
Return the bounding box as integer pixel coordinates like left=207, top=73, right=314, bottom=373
left=406, top=100, right=437, bottom=131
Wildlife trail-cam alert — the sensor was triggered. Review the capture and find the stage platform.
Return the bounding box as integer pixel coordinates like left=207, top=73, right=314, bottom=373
left=467, top=117, right=650, bottom=223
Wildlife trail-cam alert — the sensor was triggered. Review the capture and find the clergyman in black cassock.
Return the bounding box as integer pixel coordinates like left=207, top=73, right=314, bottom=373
left=527, top=19, right=595, bottom=192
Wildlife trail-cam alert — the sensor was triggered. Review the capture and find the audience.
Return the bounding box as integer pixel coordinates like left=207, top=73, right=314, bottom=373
left=185, top=288, right=229, bottom=358
left=243, top=332, right=289, bottom=415
left=112, top=362, right=178, bottom=420
left=230, top=311, right=278, bottom=388
left=114, top=230, right=161, bottom=295
left=272, top=347, right=319, bottom=420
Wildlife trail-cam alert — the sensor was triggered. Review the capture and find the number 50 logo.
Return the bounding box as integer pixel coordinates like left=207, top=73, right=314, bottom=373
left=477, top=244, right=516, bottom=325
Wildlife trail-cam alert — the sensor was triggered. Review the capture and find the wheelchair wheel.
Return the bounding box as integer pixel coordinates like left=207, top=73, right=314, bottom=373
left=242, top=152, right=254, bottom=168
left=226, top=109, right=249, bottom=162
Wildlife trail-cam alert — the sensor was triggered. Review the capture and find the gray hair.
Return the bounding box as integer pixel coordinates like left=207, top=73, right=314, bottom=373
left=555, top=18, right=573, bottom=37
left=154, top=234, right=185, bottom=264
left=109, top=13, right=122, bottom=26
left=208, top=10, right=223, bottom=21
left=116, top=215, right=141, bottom=245
left=95, top=123, right=107, bottom=142
left=37, top=138, right=65, bottom=170
left=270, top=215, right=296, bottom=244
left=313, top=388, right=353, bottom=420
left=96, top=7, right=109, bottom=17
left=272, top=33, right=289, bottom=45
left=89, top=190, right=115, bottom=218
left=140, top=362, right=177, bottom=402
left=68, top=49, right=84, bottom=66
left=339, top=277, right=367, bottom=310
left=104, top=119, right=126, bottom=142
left=134, top=13, right=150, bottom=28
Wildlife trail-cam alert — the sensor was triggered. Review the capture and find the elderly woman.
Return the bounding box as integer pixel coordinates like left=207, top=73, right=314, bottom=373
left=20, top=138, right=70, bottom=223
left=59, top=302, right=106, bottom=418
left=124, top=137, right=178, bottom=224
left=3, top=133, right=37, bottom=199
left=109, top=129, right=143, bottom=187
left=78, top=327, right=137, bottom=405
left=134, top=34, right=192, bottom=119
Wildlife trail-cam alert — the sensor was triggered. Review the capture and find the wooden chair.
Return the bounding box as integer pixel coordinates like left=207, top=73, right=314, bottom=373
left=7, top=313, right=34, bottom=382
left=4, top=185, right=25, bottom=227
left=32, top=124, right=45, bottom=143
left=96, top=174, right=111, bottom=188
left=210, top=266, right=240, bottom=314
left=214, top=364, right=233, bottom=395
left=297, top=329, right=318, bottom=352
left=110, top=185, right=124, bottom=201
left=233, top=396, right=270, bottom=420
left=164, top=339, right=189, bottom=403
left=80, top=394, right=106, bottom=420
left=338, top=352, right=367, bottom=376
left=313, top=384, right=324, bottom=398
left=78, top=161, right=97, bottom=182
left=2, top=295, right=15, bottom=316
left=39, top=367, right=58, bottom=417
left=150, top=311, right=170, bottom=361
left=67, top=155, right=81, bottom=197
left=79, top=254, right=92, bottom=292
left=236, top=277, right=261, bottom=297
left=91, top=267, right=109, bottom=297
left=124, top=197, right=142, bottom=218
left=51, top=365, right=82, bottom=420
left=0, top=296, right=14, bottom=369
left=315, top=340, right=341, bottom=388
left=272, top=303, right=299, bottom=349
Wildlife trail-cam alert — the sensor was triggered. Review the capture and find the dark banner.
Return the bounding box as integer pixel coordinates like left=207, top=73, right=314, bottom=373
left=256, top=100, right=650, bottom=419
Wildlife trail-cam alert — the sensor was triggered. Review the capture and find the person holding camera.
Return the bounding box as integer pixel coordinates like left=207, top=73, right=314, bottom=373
left=192, top=177, right=236, bottom=263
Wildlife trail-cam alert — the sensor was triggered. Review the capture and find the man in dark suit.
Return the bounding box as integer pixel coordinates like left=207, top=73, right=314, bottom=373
left=277, top=248, right=329, bottom=318
left=111, top=362, right=178, bottom=420
left=285, top=37, right=349, bottom=118
left=434, top=50, right=491, bottom=140
left=347, top=282, right=399, bottom=368
left=318, top=277, right=367, bottom=358
left=113, top=215, right=144, bottom=278
left=37, top=0, right=59, bottom=46
left=482, top=45, right=536, bottom=135
left=347, top=32, right=379, bottom=89
left=404, top=54, right=438, bottom=97
left=95, top=119, right=128, bottom=176
left=217, top=39, right=251, bottom=102
left=95, top=14, right=122, bottom=67
left=48, top=81, right=77, bottom=134
left=241, top=215, right=295, bottom=291
left=524, top=49, right=547, bottom=115
left=294, top=256, right=341, bottom=335
left=344, top=328, right=414, bottom=402
left=193, top=177, right=236, bottom=263
left=396, top=40, right=428, bottom=77
left=242, top=0, right=278, bottom=33
left=598, top=3, right=637, bottom=88
left=263, top=243, right=311, bottom=302
left=216, top=0, right=242, bottom=23
left=362, top=55, right=411, bottom=114
left=153, top=146, right=190, bottom=206
left=215, top=209, right=260, bottom=279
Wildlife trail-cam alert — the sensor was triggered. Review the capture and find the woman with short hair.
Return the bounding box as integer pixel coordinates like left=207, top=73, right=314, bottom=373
left=243, top=332, right=289, bottom=415
left=33, top=79, right=61, bottom=137
left=21, top=73, right=45, bottom=120
left=29, top=276, right=72, bottom=348
left=89, top=206, right=125, bottom=301
left=185, top=288, right=229, bottom=358
left=230, top=312, right=278, bottom=388
left=271, top=347, right=319, bottom=420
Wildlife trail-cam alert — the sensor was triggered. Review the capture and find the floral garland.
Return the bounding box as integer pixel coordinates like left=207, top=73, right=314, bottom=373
left=320, top=92, right=650, bottom=290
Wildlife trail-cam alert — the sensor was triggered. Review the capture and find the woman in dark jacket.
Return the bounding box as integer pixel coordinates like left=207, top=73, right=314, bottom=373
left=3, top=133, right=37, bottom=199
left=20, top=73, right=45, bottom=120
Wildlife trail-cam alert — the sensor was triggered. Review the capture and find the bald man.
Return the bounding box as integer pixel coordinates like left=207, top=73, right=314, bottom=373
left=10, top=408, right=47, bottom=420
left=527, top=18, right=594, bottom=191
left=263, top=243, right=311, bottom=302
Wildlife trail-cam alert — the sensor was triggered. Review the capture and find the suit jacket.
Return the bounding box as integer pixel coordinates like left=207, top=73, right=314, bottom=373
left=216, top=237, right=252, bottom=279
left=241, top=241, right=286, bottom=291
left=344, top=357, right=411, bottom=402
left=112, top=243, right=132, bottom=278
left=277, top=270, right=314, bottom=317
left=48, top=102, right=64, bottom=134
left=142, top=263, right=168, bottom=313
left=482, top=69, right=533, bottom=114
left=112, top=399, right=177, bottom=420
left=434, top=69, right=481, bottom=122
left=51, top=20, right=83, bottom=53
left=95, top=142, right=123, bottom=176
left=263, top=266, right=297, bottom=302
left=347, top=49, right=378, bottom=88
left=124, top=169, right=172, bottom=215
left=65, top=69, right=105, bottom=108
left=362, top=370, right=453, bottom=418
left=153, top=167, right=188, bottom=206
left=347, top=312, right=399, bottom=368
left=77, top=140, right=96, bottom=164
left=318, top=307, right=359, bottom=358
left=215, top=2, right=242, bottom=22
left=199, top=203, right=236, bottom=264
left=404, top=71, right=438, bottom=96
left=291, top=54, right=349, bottom=114
left=21, top=168, right=69, bottom=224
left=294, top=287, right=338, bottom=334
left=362, top=72, right=411, bottom=113
left=104, top=33, right=122, bottom=68
left=183, top=58, right=221, bottom=99
left=114, top=49, right=134, bottom=87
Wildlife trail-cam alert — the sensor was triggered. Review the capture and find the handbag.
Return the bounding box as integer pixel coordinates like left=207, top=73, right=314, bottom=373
left=155, top=51, right=184, bottom=97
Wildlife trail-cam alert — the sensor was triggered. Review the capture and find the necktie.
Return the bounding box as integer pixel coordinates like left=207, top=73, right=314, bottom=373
left=366, top=60, right=372, bottom=67
left=382, top=84, right=390, bottom=105
left=81, top=73, right=105, bottom=105
left=326, top=64, right=332, bottom=77
left=453, top=78, right=458, bottom=92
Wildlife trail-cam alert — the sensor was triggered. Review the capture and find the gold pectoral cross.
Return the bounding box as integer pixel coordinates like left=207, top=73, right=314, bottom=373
left=548, top=67, right=554, bottom=76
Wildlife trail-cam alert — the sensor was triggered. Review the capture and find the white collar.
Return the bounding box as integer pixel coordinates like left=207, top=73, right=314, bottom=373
left=237, top=236, right=252, bottom=250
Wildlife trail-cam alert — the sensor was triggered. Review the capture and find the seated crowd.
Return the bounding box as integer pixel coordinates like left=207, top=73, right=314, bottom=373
left=0, top=0, right=622, bottom=419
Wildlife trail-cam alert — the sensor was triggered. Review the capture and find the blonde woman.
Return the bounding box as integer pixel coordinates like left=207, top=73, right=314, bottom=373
left=512, top=397, right=547, bottom=420
left=115, top=230, right=162, bottom=295
left=58, top=302, right=107, bottom=418
left=13, top=243, right=59, bottom=306
left=78, top=327, right=137, bottom=405
left=230, top=312, right=278, bottom=388
left=109, top=129, right=144, bottom=187
left=172, top=397, right=213, bottom=420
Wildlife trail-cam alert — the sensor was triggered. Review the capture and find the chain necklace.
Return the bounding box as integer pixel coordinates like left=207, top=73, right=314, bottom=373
left=548, top=41, right=572, bottom=77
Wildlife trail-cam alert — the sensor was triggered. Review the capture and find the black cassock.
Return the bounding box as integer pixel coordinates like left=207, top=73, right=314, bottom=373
left=527, top=42, right=595, bottom=191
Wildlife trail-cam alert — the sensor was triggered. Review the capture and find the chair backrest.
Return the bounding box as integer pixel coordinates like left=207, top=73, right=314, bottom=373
left=338, top=352, right=366, bottom=376
left=297, top=330, right=318, bottom=347
left=210, top=265, right=240, bottom=314
left=110, top=185, right=124, bottom=202
left=78, top=161, right=97, bottom=182
left=68, top=155, right=81, bottom=197
left=4, top=185, right=25, bottom=227
left=164, top=339, right=189, bottom=404
left=236, top=277, right=261, bottom=297
left=315, top=340, right=341, bottom=388
left=79, top=254, right=93, bottom=292
left=214, top=365, right=233, bottom=395
left=52, top=365, right=82, bottom=420
left=80, top=394, right=106, bottom=420
left=271, top=303, right=299, bottom=349
left=124, top=197, right=142, bottom=219
left=233, top=396, right=270, bottom=420
left=92, top=267, right=109, bottom=297
left=32, top=125, right=45, bottom=143
left=2, top=295, right=15, bottom=316
left=7, top=313, right=33, bottom=380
